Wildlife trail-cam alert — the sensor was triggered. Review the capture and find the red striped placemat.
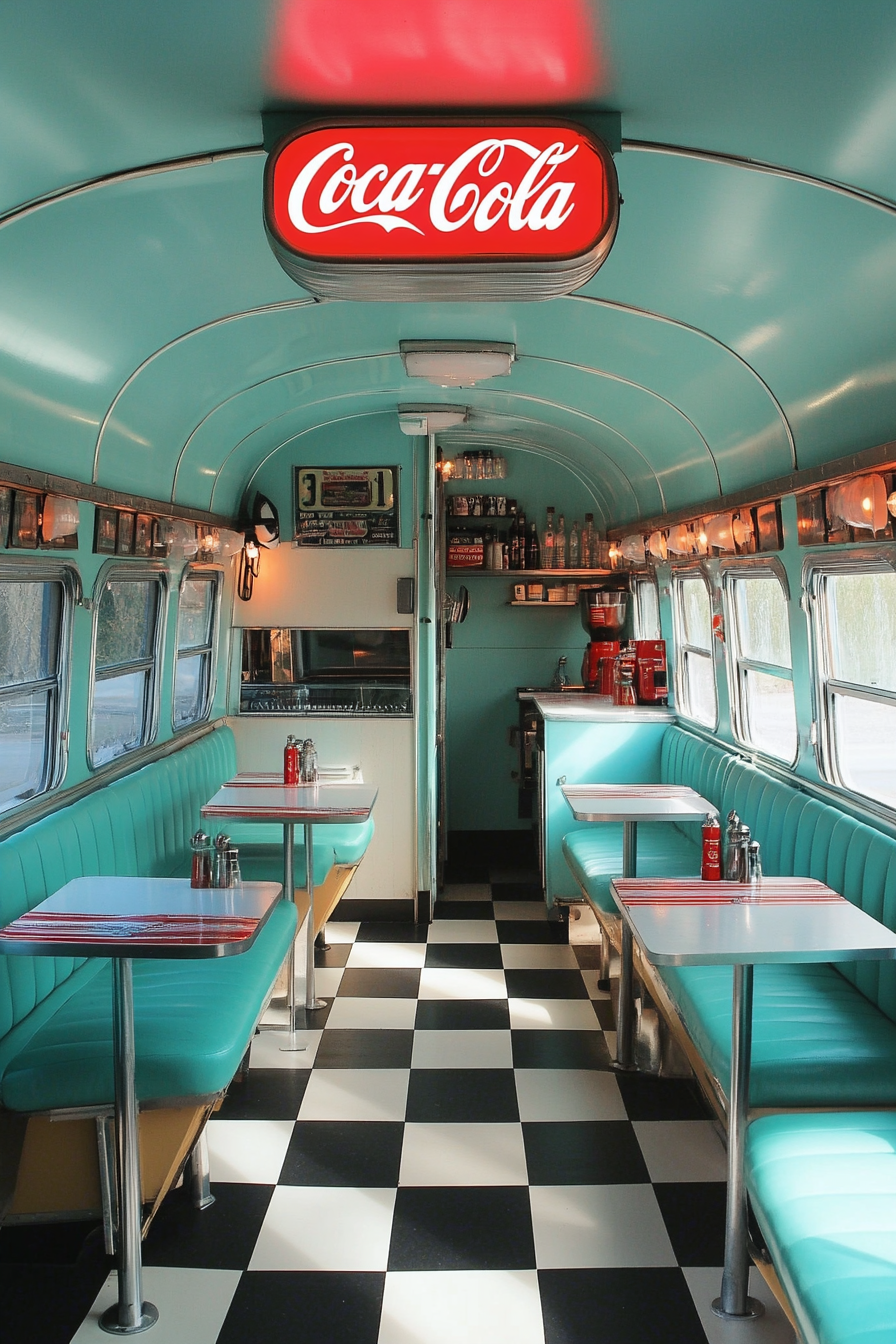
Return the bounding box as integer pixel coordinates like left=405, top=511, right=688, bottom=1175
left=0, top=912, right=260, bottom=946
left=615, top=878, right=842, bottom=906
left=565, top=785, right=703, bottom=799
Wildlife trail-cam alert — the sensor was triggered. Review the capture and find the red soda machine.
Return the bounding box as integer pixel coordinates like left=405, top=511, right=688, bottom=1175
left=633, top=640, right=668, bottom=704
left=579, top=587, right=627, bottom=696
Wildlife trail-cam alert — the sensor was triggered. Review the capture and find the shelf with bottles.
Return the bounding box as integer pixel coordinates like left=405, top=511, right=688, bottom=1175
left=446, top=503, right=606, bottom=573
left=446, top=567, right=613, bottom=577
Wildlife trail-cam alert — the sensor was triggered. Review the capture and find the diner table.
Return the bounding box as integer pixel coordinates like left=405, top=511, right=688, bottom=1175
left=610, top=875, right=896, bottom=1321
left=0, top=875, right=283, bottom=1336
left=561, top=783, right=712, bottom=1068
left=201, top=782, right=377, bottom=1041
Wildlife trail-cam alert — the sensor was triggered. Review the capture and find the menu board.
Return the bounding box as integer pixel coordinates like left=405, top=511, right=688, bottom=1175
left=294, top=466, right=399, bottom=547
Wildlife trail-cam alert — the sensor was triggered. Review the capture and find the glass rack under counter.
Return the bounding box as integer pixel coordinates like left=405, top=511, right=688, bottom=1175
left=239, top=627, right=413, bottom=717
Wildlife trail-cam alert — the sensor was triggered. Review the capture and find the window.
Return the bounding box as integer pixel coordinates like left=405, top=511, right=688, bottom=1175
left=0, top=568, right=73, bottom=813
left=634, top=577, right=661, bottom=640
left=672, top=571, right=717, bottom=726
left=724, top=568, right=797, bottom=763
left=173, top=569, right=221, bottom=729
left=90, top=569, right=166, bottom=767
left=809, top=562, right=896, bottom=808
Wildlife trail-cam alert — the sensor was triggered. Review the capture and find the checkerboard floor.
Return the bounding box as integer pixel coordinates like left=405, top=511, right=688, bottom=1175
left=0, top=850, right=797, bottom=1344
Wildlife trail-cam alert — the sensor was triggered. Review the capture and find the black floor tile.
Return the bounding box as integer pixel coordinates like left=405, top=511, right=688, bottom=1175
left=505, top=969, right=589, bottom=999
left=277, top=998, right=333, bottom=1029
left=523, top=1121, right=650, bottom=1185
left=315, top=943, right=351, bottom=967
left=572, top=944, right=605, bottom=969
left=654, top=1182, right=728, bottom=1266
left=491, top=881, right=543, bottom=901
left=442, top=860, right=490, bottom=883
left=592, top=999, right=616, bottom=1029
left=337, top=968, right=421, bottom=998
left=355, top=921, right=429, bottom=943
left=615, top=1074, right=711, bottom=1121
left=433, top=900, right=494, bottom=920
left=512, top=1029, right=612, bottom=1069
left=425, top=943, right=503, bottom=970
left=539, top=1268, right=706, bottom=1344
left=415, top=999, right=511, bottom=1030
left=218, top=1068, right=311, bottom=1120
left=218, top=1271, right=385, bottom=1344
left=497, top=919, right=568, bottom=944
left=406, top=1068, right=519, bottom=1121
left=314, top=1029, right=414, bottom=1069
left=0, top=1221, right=103, bottom=1266
left=0, top=1257, right=112, bottom=1344
left=279, top=1121, right=405, bottom=1187
left=143, top=1183, right=273, bottom=1270
left=389, top=1187, right=535, bottom=1270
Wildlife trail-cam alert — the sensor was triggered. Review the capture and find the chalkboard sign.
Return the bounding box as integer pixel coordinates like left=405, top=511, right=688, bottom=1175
left=294, top=467, right=399, bottom=547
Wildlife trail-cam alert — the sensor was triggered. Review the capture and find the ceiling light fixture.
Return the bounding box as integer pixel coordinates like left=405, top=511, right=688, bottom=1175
left=398, top=404, right=469, bottom=436
left=400, top=341, right=516, bottom=388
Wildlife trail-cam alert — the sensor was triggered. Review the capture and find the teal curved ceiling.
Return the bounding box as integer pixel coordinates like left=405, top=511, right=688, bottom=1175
left=2, top=3, right=896, bottom=527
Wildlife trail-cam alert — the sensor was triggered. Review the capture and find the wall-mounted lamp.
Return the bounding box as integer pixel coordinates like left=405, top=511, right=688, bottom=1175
left=827, top=474, right=888, bottom=532
left=647, top=530, right=667, bottom=561
left=732, top=512, right=754, bottom=548
left=41, top=495, right=80, bottom=541
left=400, top=341, right=515, bottom=388
left=619, top=534, right=646, bottom=563
left=237, top=536, right=260, bottom=602
left=703, top=512, right=735, bottom=551
left=667, top=523, right=696, bottom=555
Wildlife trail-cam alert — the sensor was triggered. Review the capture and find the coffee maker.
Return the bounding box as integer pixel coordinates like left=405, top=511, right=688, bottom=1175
left=579, top=587, right=628, bottom=693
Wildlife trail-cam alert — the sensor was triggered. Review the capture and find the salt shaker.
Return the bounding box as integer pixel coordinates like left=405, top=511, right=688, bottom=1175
left=190, top=830, right=212, bottom=888
left=300, top=738, right=319, bottom=784
left=213, top=833, right=231, bottom=888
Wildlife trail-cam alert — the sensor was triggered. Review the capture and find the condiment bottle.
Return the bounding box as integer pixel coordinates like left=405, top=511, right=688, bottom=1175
left=213, top=833, right=231, bottom=888
left=190, top=830, right=213, bottom=888
left=300, top=739, right=319, bottom=784
left=701, top=814, right=721, bottom=881
left=284, top=734, right=299, bottom=784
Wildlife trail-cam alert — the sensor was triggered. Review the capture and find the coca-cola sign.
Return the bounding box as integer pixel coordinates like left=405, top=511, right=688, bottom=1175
left=264, top=121, right=619, bottom=302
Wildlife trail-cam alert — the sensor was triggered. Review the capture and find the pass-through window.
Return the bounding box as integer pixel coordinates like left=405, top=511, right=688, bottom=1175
left=89, top=570, right=166, bottom=767
left=724, top=568, right=797, bottom=763
left=672, top=571, right=717, bottom=726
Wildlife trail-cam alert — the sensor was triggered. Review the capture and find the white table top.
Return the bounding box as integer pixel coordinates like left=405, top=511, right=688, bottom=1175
left=228, top=769, right=362, bottom=786
left=562, top=783, right=713, bottom=823
left=532, top=695, right=674, bottom=724
left=202, top=783, right=377, bottom=823
left=611, top=877, right=896, bottom=966
left=0, top=876, right=284, bottom=959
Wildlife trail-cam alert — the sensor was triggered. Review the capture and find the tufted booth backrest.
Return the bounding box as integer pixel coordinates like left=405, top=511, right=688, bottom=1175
left=661, top=727, right=896, bottom=1024
left=0, top=726, right=237, bottom=1042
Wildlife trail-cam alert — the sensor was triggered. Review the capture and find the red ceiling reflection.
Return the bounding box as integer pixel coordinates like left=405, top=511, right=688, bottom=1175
left=267, top=0, right=604, bottom=106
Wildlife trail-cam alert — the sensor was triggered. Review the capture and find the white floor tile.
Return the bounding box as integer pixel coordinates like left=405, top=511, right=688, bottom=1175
left=580, top=970, right=612, bottom=999
left=206, top=1119, right=294, bottom=1184
left=509, top=997, right=600, bottom=1030
left=250, top=1185, right=396, bottom=1271
left=299, top=1068, right=409, bottom=1121
left=604, top=1030, right=617, bottom=1057
left=515, top=1069, right=627, bottom=1122
left=411, top=1030, right=513, bottom=1070
left=428, top=919, right=498, bottom=944
left=683, top=1267, right=797, bottom=1344
left=400, top=1123, right=528, bottom=1186
left=493, top=901, right=549, bottom=921
left=633, top=1120, right=728, bottom=1183
left=418, top=967, right=507, bottom=999
left=501, top=943, right=579, bottom=969
left=346, top=942, right=427, bottom=969
left=72, top=1268, right=241, bottom=1343
left=325, top=997, right=418, bottom=1029
left=441, top=883, right=492, bottom=901
left=249, top=1027, right=322, bottom=1067
left=325, top=921, right=360, bottom=944
left=311, top=966, right=344, bottom=996
left=379, top=1270, right=545, bottom=1344
left=530, top=1184, right=677, bottom=1268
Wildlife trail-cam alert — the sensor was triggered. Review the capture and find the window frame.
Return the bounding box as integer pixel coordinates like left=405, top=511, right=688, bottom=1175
left=172, top=564, right=223, bottom=732
left=671, top=566, right=719, bottom=728
left=806, top=550, right=896, bottom=797
left=0, top=560, right=78, bottom=812
left=633, top=574, right=662, bottom=641
left=87, top=562, right=168, bottom=770
left=721, top=559, right=797, bottom=766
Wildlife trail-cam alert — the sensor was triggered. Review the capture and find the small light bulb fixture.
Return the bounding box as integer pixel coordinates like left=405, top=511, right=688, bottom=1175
left=732, top=513, right=754, bottom=548
left=887, top=491, right=896, bottom=518
left=619, top=534, right=646, bottom=563
left=667, top=523, right=695, bottom=555
left=696, top=528, right=709, bottom=555
left=647, top=530, right=667, bottom=561
left=704, top=512, right=735, bottom=551
left=827, top=474, right=888, bottom=532
left=400, top=341, right=515, bottom=388
left=244, top=537, right=260, bottom=561
left=41, top=494, right=80, bottom=541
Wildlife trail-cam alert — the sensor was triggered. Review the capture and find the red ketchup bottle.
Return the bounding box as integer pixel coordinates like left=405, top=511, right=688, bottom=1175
left=701, top=813, right=722, bottom=881
left=284, top=734, right=299, bottom=785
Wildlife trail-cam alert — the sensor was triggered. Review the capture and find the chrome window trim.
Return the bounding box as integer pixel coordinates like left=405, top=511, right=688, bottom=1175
left=671, top=566, right=719, bottom=729
left=172, top=565, right=223, bottom=732
left=0, top=559, right=79, bottom=809
left=87, top=561, right=168, bottom=771
left=633, top=574, right=661, bottom=640
left=804, top=548, right=896, bottom=799
left=719, top=559, right=797, bottom=767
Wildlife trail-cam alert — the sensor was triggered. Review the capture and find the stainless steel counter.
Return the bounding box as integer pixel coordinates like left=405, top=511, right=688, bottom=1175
left=527, top=693, right=674, bottom=724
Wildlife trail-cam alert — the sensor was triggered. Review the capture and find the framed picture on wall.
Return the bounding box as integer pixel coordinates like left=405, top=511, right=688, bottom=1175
left=294, top=465, right=400, bottom=547
left=0, top=486, right=11, bottom=547
left=134, top=513, right=154, bottom=556
left=9, top=491, right=40, bottom=549
left=94, top=506, right=118, bottom=554
left=116, top=511, right=136, bottom=555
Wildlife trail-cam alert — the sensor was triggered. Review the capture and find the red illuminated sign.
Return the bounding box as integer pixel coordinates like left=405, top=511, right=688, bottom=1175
left=264, top=122, right=619, bottom=302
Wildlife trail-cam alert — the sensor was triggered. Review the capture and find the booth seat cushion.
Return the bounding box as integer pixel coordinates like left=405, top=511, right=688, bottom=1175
left=563, top=824, right=701, bottom=914
left=746, top=1112, right=896, bottom=1344
left=660, top=962, right=896, bottom=1107
left=0, top=899, right=297, bottom=1112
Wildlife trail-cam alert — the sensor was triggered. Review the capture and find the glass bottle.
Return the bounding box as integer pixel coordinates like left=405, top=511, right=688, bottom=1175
left=582, top=513, right=594, bottom=569
left=518, top=512, right=527, bottom=569
left=508, top=505, right=520, bottom=569
left=569, top=520, right=580, bottom=569
left=527, top=520, right=540, bottom=570
left=542, top=507, right=555, bottom=572
left=555, top=514, right=567, bottom=569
